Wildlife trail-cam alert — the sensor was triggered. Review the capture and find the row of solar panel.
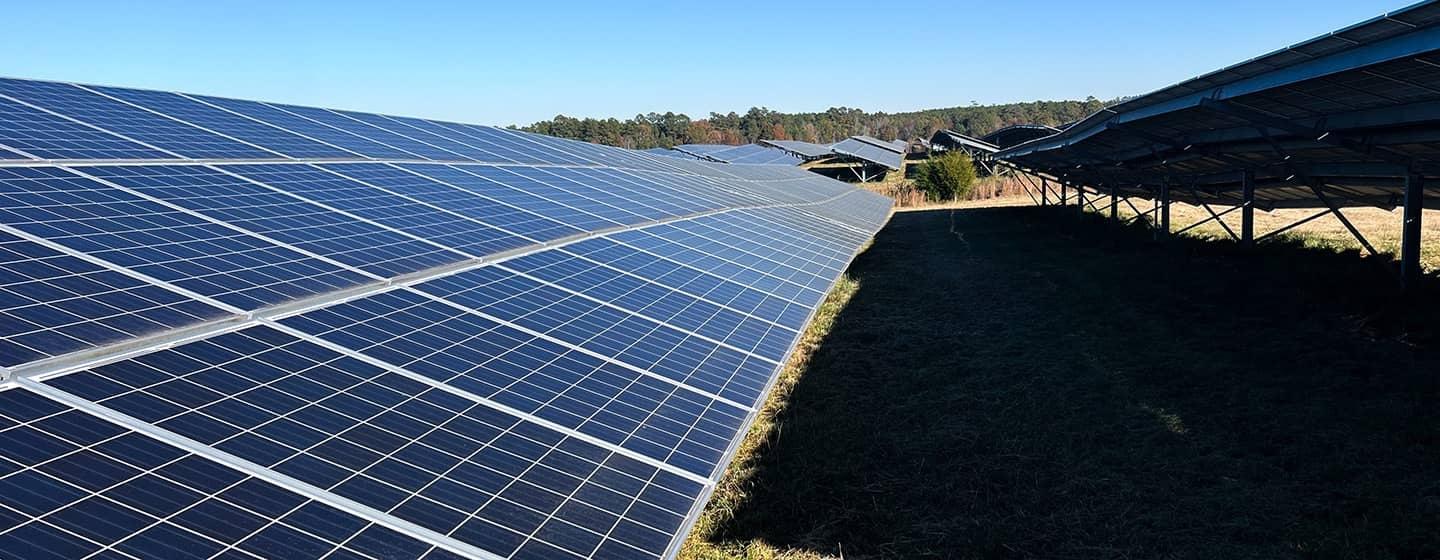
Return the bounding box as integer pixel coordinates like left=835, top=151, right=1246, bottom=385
left=6, top=188, right=888, bottom=559
left=0, top=77, right=842, bottom=188
left=670, top=145, right=799, bottom=166
left=0, top=161, right=861, bottom=367
left=5, top=76, right=926, bottom=191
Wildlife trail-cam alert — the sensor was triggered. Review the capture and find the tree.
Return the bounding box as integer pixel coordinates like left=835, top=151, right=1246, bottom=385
left=914, top=152, right=978, bottom=202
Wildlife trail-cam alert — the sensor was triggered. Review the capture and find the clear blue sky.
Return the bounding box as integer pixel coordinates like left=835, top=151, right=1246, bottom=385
left=1, top=1, right=1414, bottom=126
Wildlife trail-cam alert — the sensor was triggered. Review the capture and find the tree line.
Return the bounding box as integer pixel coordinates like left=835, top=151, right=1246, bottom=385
left=518, top=98, right=1107, bottom=150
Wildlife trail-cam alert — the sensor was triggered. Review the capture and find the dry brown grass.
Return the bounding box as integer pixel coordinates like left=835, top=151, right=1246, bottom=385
left=1099, top=198, right=1440, bottom=272
left=862, top=174, right=1035, bottom=209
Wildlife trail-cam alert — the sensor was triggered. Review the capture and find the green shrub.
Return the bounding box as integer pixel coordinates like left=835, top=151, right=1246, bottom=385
left=914, top=151, right=978, bottom=202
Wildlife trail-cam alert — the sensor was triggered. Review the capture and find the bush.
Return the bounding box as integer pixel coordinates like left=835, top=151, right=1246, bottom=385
left=914, top=152, right=978, bottom=201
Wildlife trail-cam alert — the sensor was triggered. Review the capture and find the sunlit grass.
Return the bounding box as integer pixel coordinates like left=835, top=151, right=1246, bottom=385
left=678, top=274, right=862, bottom=560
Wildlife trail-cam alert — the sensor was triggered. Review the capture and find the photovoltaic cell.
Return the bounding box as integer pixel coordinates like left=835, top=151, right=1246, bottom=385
left=389, top=119, right=541, bottom=165
left=89, top=86, right=360, bottom=159
left=0, top=96, right=172, bottom=160
left=416, top=267, right=777, bottom=408
left=189, top=95, right=421, bottom=160
left=0, top=79, right=274, bottom=160
left=443, top=125, right=594, bottom=166
left=0, top=230, right=228, bottom=367
left=218, top=163, right=535, bottom=260
left=45, top=327, right=708, bottom=559
left=394, top=164, right=609, bottom=237
left=497, top=250, right=800, bottom=362
left=333, top=111, right=510, bottom=163
left=556, top=236, right=815, bottom=330
left=321, top=163, right=580, bottom=247
left=262, top=105, right=466, bottom=161
left=79, top=165, right=468, bottom=278
left=0, top=386, right=453, bottom=560
left=279, top=289, right=749, bottom=476
left=0, top=166, right=371, bottom=310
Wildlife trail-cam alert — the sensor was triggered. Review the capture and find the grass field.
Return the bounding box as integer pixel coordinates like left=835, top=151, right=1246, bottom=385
left=681, top=202, right=1440, bottom=559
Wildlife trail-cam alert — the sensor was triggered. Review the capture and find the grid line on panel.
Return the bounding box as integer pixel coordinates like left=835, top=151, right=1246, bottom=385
left=201, top=164, right=479, bottom=264
left=220, top=162, right=539, bottom=260
left=396, top=163, right=621, bottom=238
left=607, top=233, right=822, bottom=308
left=58, top=166, right=392, bottom=284
left=37, top=326, right=706, bottom=558
left=552, top=237, right=811, bottom=333
left=73, top=85, right=294, bottom=160
left=412, top=266, right=777, bottom=410
left=86, top=85, right=365, bottom=160
left=497, top=247, right=802, bottom=362
left=0, top=165, right=372, bottom=311
left=0, top=94, right=179, bottom=161
left=0, top=228, right=232, bottom=367
left=401, top=278, right=757, bottom=412
left=0, top=221, right=245, bottom=315
left=76, top=164, right=470, bottom=279
left=184, top=94, right=425, bottom=161
left=328, top=163, right=581, bottom=247
left=263, top=318, right=717, bottom=487
left=0, top=79, right=272, bottom=160
left=491, top=262, right=781, bottom=366
left=262, top=103, right=469, bottom=161
left=334, top=111, right=512, bottom=163
left=277, top=288, right=749, bottom=477
left=0, top=384, right=465, bottom=560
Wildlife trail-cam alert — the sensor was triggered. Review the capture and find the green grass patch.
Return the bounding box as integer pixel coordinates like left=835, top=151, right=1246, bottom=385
left=683, top=205, right=1440, bottom=559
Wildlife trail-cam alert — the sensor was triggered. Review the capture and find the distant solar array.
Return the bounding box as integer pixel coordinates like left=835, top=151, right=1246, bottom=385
left=0, top=77, right=891, bottom=559
left=670, top=144, right=800, bottom=166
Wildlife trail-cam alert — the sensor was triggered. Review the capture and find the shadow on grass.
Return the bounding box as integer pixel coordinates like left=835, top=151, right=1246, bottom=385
left=713, top=206, right=1440, bottom=559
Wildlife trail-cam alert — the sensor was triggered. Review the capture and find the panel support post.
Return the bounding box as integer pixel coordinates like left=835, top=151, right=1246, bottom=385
left=1401, top=171, right=1425, bottom=291
left=1241, top=170, right=1255, bottom=248
left=1076, top=184, right=1086, bottom=216
left=1109, top=184, right=1119, bottom=221
left=1040, top=177, right=1049, bottom=207
left=1158, top=179, right=1172, bottom=240
left=1060, top=181, right=1068, bottom=207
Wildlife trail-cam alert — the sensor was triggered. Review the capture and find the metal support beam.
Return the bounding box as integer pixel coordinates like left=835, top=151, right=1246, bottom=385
left=1241, top=170, right=1256, bottom=247
left=1256, top=208, right=1334, bottom=243
left=1060, top=180, right=1068, bottom=206
left=1040, top=176, right=1049, bottom=206
left=1158, top=179, right=1171, bottom=240
left=1188, top=186, right=1240, bottom=241
left=1310, top=183, right=1382, bottom=258
left=1175, top=205, right=1243, bottom=236
left=1110, top=185, right=1119, bottom=221
left=1076, top=183, right=1086, bottom=215
left=1402, top=172, right=1425, bottom=290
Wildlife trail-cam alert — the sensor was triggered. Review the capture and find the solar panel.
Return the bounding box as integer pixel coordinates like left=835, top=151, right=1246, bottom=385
left=0, top=230, right=228, bottom=366
left=0, top=79, right=276, bottom=160
left=0, top=75, right=892, bottom=559
left=0, top=166, right=371, bottom=310
left=0, top=386, right=458, bottom=560
left=0, top=96, right=174, bottom=160
left=757, top=140, right=833, bottom=159
left=830, top=137, right=904, bottom=170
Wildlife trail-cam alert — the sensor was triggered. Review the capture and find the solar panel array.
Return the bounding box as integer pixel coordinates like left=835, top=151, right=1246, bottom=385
left=0, top=77, right=892, bottom=560
left=670, top=144, right=800, bottom=166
